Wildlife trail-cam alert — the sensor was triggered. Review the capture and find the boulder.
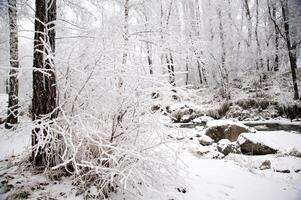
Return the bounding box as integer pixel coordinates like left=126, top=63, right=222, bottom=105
left=259, top=160, right=271, bottom=170
left=170, top=105, right=194, bottom=123
left=238, top=134, right=277, bottom=155
left=198, top=135, right=214, bottom=146
left=217, top=139, right=241, bottom=156
left=205, top=120, right=253, bottom=142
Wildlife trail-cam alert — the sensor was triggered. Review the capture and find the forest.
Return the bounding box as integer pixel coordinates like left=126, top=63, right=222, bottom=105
left=0, top=0, right=301, bottom=199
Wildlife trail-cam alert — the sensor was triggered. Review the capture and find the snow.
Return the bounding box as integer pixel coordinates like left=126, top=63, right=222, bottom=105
left=1, top=110, right=301, bottom=200
left=207, top=119, right=252, bottom=130
left=112, top=145, right=301, bottom=200
left=110, top=127, right=301, bottom=200
left=238, top=131, right=301, bottom=154
left=0, top=123, right=31, bottom=160
left=0, top=93, right=8, bottom=118
left=192, top=116, right=214, bottom=124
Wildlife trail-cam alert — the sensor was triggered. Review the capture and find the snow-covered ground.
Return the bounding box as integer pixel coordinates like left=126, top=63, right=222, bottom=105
left=0, top=94, right=8, bottom=119
left=1, top=122, right=301, bottom=200
left=0, top=122, right=31, bottom=160
left=113, top=150, right=301, bottom=200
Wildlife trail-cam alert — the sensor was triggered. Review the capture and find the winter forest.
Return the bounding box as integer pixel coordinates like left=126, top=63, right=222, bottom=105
left=0, top=0, right=301, bottom=199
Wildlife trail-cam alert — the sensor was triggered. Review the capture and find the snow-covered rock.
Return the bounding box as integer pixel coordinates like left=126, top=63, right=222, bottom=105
left=259, top=160, right=271, bottom=170
left=238, top=131, right=301, bottom=156
left=205, top=120, right=254, bottom=142
left=170, top=105, right=194, bottom=123
left=217, top=139, right=241, bottom=156
left=198, top=135, right=214, bottom=146
left=238, top=134, right=277, bottom=155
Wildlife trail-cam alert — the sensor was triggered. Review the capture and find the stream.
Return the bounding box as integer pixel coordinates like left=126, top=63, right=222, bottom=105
left=174, top=120, right=301, bottom=134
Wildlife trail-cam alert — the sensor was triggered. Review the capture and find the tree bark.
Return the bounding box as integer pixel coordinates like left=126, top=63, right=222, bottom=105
left=122, top=0, right=129, bottom=65
left=217, top=8, right=230, bottom=99
left=272, top=5, right=279, bottom=71
left=5, top=0, right=19, bottom=129
left=281, top=0, right=299, bottom=100
left=32, top=0, right=58, bottom=166
left=166, top=52, right=175, bottom=86
left=185, top=56, right=189, bottom=85
left=146, top=42, right=153, bottom=75
left=255, top=0, right=263, bottom=71
left=243, top=0, right=252, bottom=46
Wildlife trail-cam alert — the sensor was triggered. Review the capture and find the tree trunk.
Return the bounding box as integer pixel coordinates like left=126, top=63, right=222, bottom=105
left=243, top=0, right=252, bottom=46
left=273, top=6, right=279, bottom=71
left=197, top=60, right=203, bottom=85
left=146, top=42, right=153, bottom=75
left=5, top=0, right=19, bottom=129
left=32, top=0, right=58, bottom=167
left=281, top=0, right=299, bottom=100
left=166, top=52, right=175, bottom=86
left=255, top=0, right=263, bottom=70
left=122, top=0, right=129, bottom=65
left=217, top=8, right=230, bottom=99
left=185, top=56, right=189, bottom=85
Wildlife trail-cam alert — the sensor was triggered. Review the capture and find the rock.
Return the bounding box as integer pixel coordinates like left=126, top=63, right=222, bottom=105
left=238, top=134, right=277, bottom=155
left=181, top=115, right=192, bottom=123
left=198, top=135, right=214, bottom=146
left=259, top=160, right=271, bottom=170
left=289, top=148, right=301, bottom=158
left=151, top=104, right=162, bottom=112
left=177, top=187, right=187, bottom=194
left=276, top=169, right=290, bottom=173
left=217, top=139, right=241, bottom=156
left=170, top=106, right=194, bottom=123
left=205, top=120, right=253, bottom=142
left=192, top=145, right=224, bottom=159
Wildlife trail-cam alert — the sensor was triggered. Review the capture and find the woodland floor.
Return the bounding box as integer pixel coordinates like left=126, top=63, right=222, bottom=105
left=0, top=86, right=301, bottom=200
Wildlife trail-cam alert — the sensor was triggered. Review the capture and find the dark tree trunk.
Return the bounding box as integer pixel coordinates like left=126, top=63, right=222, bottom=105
left=281, top=0, right=299, bottom=100
left=166, top=52, right=175, bottom=86
left=32, top=0, right=58, bottom=167
left=185, top=57, right=189, bottom=85
left=197, top=60, right=203, bottom=85
left=243, top=0, right=252, bottom=46
left=273, top=6, right=279, bottom=71
left=5, top=0, right=19, bottom=129
left=146, top=42, right=153, bottom=75
left=255, top=0, right=264, bottom=71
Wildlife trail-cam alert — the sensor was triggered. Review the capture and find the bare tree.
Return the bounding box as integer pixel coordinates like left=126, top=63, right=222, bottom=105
left=5, top=0, right=19, bottom=129
left=160, top=0, right=175, bottom=86
left=281, top=0, right=299, bottom=100
left=267, top=0, right=299, bottom=100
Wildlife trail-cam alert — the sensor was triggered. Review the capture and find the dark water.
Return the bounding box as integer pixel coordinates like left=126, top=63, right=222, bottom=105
left=243, top=122, right=301, bottom=134
left=174, top=121, right=301, bottom=134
